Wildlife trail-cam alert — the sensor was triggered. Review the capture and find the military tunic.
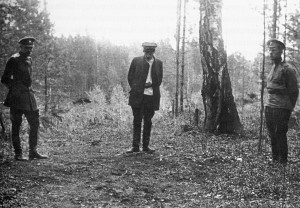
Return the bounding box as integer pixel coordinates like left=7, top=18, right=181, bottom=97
left=265, top=61, right=299, bottom=163
left=1, top=52, right=38, bottom=111
left=266, top=62, right=299, bottom=110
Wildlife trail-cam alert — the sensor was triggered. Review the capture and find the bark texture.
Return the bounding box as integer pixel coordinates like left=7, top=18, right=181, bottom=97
left=199, top=0, right=242, bottom=134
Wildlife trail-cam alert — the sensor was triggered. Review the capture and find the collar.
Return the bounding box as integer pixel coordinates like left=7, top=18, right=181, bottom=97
left=146, top=58, right=154, bottom=64
left=144, top=55, right=155, bottom=61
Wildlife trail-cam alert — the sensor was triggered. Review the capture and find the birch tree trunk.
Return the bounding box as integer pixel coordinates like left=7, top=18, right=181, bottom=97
left=272, top=0, right=278, bottom=38
left=199, top=0, right=242, bottom=134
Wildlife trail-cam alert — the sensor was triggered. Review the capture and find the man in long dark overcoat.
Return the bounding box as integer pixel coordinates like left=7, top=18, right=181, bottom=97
left=1, top=37, right=48, bottom=161
left=127, top=42, right=163, bottom=153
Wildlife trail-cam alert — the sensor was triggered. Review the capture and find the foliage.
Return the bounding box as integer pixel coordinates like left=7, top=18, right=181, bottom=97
left=0, top=0, right=53, bottom=102
left=158, top=84, right=172, bottom=113
left=0, top=1, right=131, bottom=108
left=110, top=84, right=131, bottom=130
left=63, top=86, right=108, bottom=132
left=227, top=52, right=260, bottom=101
left=190, top=90, right=204, bottom=111
left=47, top=36, right=132, bottom=101
left=0, top=108, right=11, bottom=163
left=286, top=10, right=300, bottom=77
left=154, top=39, right=177, bottom=95
left=0, top=1, right=205, bottom=115
left=238, top=101, right=262, bottom=137
left=155, top=38, right=202, bottom=112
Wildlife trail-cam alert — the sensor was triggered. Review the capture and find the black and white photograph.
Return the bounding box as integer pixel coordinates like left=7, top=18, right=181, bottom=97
left=1, top=0, right=300, bottom=207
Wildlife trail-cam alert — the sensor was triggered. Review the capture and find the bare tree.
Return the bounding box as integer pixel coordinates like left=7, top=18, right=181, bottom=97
left=180, top=0, right=187, bottom=112
left=199, top=0, right=242, bottom=134
left=259, top=0, right=267, bottom=153
left=175, top=0, right=182, bottom=117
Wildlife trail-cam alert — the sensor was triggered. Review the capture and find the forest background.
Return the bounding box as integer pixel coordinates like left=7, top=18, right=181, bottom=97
left=2, top=0, right=300, bottom=207
left=0, top=0, right=300, bottom=120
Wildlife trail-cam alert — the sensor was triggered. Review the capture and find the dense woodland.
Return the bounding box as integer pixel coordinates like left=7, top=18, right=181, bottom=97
left=1, top=0, right=300, bottom=207
left=0, top=0, right=203, bottom=115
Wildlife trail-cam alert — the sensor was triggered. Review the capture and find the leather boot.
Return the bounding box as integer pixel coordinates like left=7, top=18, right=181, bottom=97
left=126, top=126, right=141, bottom=153
left=126, top=147, right=140, bottom=153
left=12, top=138, right=27, bottom=161
left=29, top=151, right=48, bottom=160
left=12, top=136, right=22, bottom=157
left=142, top=134, right=155, bottom=154
left=142, top=147, right=155, bottom=154
left=14, top=154, right=28, bottom=161
left=28, top=120, right=47, bottom=160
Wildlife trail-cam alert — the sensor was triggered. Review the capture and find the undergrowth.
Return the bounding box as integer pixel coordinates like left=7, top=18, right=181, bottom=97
left=1, top=87, right=300, bottom=207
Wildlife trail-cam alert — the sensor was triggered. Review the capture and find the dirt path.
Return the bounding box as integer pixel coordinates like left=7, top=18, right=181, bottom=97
left=2, top=125, right=201, bottom=208
left=1, top=121, right=300, bottom=207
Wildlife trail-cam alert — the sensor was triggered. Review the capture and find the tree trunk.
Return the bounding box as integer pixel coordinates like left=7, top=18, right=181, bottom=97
left=44, top=71, right=48, bottom=112
left=199, top=0, right=242, bottom=134
left=180, top=0, right=187, bottom=112
left=175, top=0, right=182, bottom=117
left=272, top=0, right=278, bottom=38
left=259, top=0, right=267, bottom=153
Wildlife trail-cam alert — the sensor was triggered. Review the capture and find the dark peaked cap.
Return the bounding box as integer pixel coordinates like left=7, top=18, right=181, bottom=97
left=267, top=39, right=285, bottom=50
left=18, top=36, right=36, bottom=47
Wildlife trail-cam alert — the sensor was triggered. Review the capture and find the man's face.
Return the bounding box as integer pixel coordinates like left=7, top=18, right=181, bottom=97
left=268, top=46, right=282, bottom=60
left=144, top=49, right=154, bottom=61
left=20, top=45, right=34, bottom=56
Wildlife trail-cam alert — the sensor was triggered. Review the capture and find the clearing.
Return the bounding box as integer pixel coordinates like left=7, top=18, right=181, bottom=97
left=1, top=116, right=300, bottom=208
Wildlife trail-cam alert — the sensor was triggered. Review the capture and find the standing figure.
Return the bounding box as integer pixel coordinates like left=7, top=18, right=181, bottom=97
left=127, top=42, right=163, bottom=153
left=265, top=39, right=299, bottom=164
left=1, top=36, right=48, bottom=161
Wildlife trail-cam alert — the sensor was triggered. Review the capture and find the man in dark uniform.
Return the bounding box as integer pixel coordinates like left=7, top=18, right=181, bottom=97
left=127, top=42, right=163, bottom=153
left=265, top=39, right=299, bottom=164
left=1, top=36, right=48, bottom=161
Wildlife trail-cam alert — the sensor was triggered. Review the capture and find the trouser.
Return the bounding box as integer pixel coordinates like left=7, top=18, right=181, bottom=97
left=10, top=108, right=40, bottom=155
left=265, top=107, right=291, bottom=163
left=131, top=95, right=155, bottom=149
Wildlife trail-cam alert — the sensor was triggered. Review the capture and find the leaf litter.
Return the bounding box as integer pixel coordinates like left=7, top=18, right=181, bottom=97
left=1, top=116, right=300, bottom=207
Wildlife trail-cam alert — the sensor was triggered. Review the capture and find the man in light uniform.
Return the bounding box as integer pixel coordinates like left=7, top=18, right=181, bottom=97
left=265, top=39, right=299, bottom=164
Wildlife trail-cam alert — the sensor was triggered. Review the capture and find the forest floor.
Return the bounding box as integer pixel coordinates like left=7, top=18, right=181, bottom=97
left=1, top=115, right=300, bottom=208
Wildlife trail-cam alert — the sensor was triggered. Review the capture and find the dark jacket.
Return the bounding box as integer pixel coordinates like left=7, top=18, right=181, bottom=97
left=1, top=52, right=38, bottom=111
left=266, top=62, right=299, bottom=110
left=128, top=56, right=163, bottom=111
